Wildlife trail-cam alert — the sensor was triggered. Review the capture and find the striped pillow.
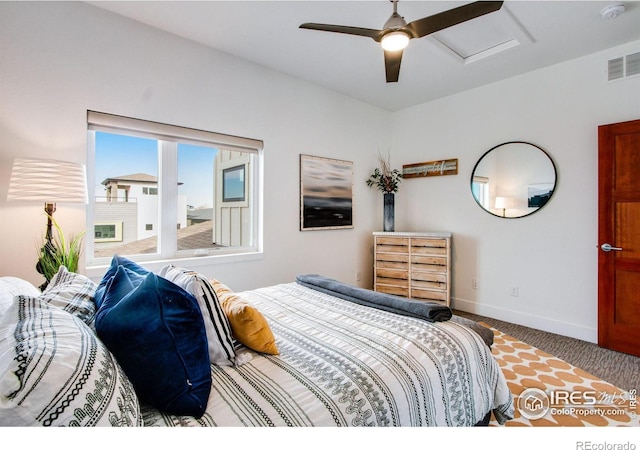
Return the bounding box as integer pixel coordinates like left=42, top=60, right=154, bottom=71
left=159, top=265, right=237, bottom=366
left=0, top=277, right=40, bottom=318
left=41, top=265, right=97, bottom=325
left=0, top=295, right=141, bottom=426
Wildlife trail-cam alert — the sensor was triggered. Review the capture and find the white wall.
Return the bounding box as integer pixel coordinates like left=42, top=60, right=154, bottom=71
left=391, top=39, right=640, bottom=342
left=0, top=2, right=389, bottom=291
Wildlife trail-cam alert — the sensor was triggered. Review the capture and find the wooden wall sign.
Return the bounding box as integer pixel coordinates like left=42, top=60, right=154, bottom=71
left=402, top=158, right=458, bottom=178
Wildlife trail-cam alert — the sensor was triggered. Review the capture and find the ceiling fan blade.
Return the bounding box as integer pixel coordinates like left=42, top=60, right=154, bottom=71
left=405, top=1, right=503, bottom=38
left=384, top=49, right=403, bottom=83
left=299, top=23, right=383, bottom=41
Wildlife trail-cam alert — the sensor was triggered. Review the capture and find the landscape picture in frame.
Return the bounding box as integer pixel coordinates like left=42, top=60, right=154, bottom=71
left=300, top=154, right=353, bottom=231
left=528, top=183, right=554, bottom=208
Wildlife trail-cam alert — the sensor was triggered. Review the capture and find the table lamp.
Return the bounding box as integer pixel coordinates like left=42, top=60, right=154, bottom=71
left=7, top=158, right=88, bottom=286
left=495, top=196, right=513, bottom=218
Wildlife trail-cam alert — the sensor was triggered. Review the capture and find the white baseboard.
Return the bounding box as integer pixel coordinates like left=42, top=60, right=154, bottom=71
left=452, top=297, right=597, bottom=344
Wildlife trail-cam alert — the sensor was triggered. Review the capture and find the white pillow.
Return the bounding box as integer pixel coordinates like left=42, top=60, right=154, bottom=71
left=41, top=266, right=98, bottom=325
left=0, top=295, right=142, bottom=426
left=159, top=265, right=237, bottom=366
left=0, top=277, right=40, bottom=318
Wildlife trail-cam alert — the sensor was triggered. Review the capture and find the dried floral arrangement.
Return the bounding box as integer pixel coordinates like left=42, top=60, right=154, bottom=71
left=366, top=152, right=402, bottom=194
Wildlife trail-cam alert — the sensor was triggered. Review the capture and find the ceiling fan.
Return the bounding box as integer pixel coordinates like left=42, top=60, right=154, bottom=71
left=300, top=1, right=504, bottom=83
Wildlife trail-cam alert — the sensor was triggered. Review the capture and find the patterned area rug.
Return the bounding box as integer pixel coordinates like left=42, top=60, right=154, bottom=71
left=487, top=325, right=639, bottom=427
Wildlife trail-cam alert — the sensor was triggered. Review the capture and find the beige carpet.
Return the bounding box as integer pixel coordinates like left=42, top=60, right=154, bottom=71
left=487, top=325, right=639, bottom=427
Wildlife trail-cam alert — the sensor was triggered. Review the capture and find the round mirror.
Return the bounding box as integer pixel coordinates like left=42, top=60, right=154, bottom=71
left=470, top=141, right=557, bottom=218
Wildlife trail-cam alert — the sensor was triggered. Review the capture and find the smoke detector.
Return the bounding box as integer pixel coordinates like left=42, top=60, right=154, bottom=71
left=601, top=3, right=626, bottom=19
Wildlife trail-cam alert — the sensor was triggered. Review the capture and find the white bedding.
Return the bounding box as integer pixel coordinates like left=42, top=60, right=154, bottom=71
left=141, top=282, right=514, bottom=426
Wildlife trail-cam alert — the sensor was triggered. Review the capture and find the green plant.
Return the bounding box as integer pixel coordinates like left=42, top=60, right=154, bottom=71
left=366, top=152, right=402, bottom=194
left=36, top=215, right=86, bottom=284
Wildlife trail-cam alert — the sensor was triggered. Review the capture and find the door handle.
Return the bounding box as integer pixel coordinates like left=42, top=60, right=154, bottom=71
left=600, top=243, right=623, bottom=252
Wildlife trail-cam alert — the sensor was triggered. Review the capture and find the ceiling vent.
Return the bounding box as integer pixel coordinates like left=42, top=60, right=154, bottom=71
left=608, top=51, right=640, bottom=81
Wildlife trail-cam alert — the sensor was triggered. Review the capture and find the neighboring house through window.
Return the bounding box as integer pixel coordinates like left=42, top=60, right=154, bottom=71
left=86, top=111, right=263, bottom=268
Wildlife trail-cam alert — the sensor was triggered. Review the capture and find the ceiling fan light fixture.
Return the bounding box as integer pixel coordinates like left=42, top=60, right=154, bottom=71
left=381, top=31, right=410, bottom=51
left=299, top=1, right=504, bottom=82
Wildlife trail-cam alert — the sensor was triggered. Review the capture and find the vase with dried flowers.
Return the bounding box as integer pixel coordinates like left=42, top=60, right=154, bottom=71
left=366, top=152, right=402, bottom=231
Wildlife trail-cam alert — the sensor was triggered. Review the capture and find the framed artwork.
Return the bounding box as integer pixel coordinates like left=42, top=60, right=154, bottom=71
left=222, top=164, right=246, bottom=202
left=300, top=154, right=353, bottom=231
left=528, top=183, right=554, bottom=208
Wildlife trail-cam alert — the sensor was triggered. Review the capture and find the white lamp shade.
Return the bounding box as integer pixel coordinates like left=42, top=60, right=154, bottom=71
left=495, top=196, right=512, bottom=209
left=7, top=158, right=88, bottom=204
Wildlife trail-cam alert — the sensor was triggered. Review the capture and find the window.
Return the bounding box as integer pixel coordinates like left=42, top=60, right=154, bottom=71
left=472, top=176, right=490, bottom=209
left=86, top=111, right=263, bottom=267
left=222, top=165, right=246, bottom=202
left=94, top=222, right=123, bottom=243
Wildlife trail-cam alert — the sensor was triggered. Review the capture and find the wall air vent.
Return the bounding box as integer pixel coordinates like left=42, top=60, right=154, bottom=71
left=626, top=52, right=640, bottom=77
left=608, top=57, right=624, bottom=81
left=608, top=52, right=640, bottom=81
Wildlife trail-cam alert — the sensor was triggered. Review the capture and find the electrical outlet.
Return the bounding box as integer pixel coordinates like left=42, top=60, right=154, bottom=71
left=472, top=278, right=478, bottom=290
left=510, top=286, right=519, bottom=297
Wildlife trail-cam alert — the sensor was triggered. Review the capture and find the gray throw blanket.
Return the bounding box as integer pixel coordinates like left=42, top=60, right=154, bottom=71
left=296, top=274, right=453, bottom=323
left=295, top=274, right=493, bottom=347
left=449, top=315, right=494, bottom=348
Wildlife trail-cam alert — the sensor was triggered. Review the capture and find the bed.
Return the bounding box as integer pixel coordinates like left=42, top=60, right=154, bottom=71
left=0, top=259, right=514, bottom=427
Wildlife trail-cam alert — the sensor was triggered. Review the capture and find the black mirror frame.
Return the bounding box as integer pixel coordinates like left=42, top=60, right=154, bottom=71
left=470, top=141, right=558, bottom=219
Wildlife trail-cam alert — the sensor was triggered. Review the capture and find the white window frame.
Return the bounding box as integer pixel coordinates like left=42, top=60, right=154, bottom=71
left=85, top=111, right=264, bottom=275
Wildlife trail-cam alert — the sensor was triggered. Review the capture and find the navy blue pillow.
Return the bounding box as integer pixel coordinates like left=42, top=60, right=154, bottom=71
left=95, top=265, right=211, bottom=417
left=94, top=255, right=150, bottom=309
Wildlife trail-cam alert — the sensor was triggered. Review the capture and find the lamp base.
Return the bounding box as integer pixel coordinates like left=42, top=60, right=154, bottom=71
left=44, top=202, right=56, bottom=243
left=37, top=202, right=58, bottom=291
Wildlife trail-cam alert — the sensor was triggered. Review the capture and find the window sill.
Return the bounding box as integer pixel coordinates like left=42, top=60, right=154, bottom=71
left=85, top=250, right=263, bottom=282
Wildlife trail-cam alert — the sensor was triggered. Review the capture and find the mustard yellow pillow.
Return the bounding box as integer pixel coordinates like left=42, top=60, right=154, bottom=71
left=210, top=278, right=234, bottom=298
left=210, top=279, right=279, bottom=355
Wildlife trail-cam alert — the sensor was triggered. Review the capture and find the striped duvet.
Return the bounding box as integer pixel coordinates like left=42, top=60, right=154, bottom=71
left=141, top=282, right=514, bottom=426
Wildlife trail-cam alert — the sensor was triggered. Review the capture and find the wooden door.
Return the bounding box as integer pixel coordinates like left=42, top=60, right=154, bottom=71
left=598, top=118, right=640, bottom=357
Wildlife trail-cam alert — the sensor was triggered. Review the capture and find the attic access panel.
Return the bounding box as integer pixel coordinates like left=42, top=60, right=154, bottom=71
left=430, top=7, right=533, bottom=64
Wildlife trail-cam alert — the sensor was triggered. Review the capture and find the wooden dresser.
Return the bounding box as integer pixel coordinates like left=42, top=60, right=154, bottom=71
left=373, top=231, right=451, bottom=305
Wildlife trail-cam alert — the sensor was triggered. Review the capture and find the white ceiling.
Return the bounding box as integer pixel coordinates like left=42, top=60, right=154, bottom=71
left=87, top=1, right=640, bottom=111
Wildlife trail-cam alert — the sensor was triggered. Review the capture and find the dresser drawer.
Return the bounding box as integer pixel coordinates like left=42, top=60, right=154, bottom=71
left=376, top=237, right=410, bottom=247
left=375, top=252, right=409, bottom=270
left=376, top=261, right=409, bottom=270
left=411, top=237, right=446, bottom=249
left=411, top=271, right=447, bottom=289
left=375, top=268, right=409, bottom=284
left=411, top=272, right=447, bottom=286
left=411, top=244, right=448, bottom=256
left=411, top=255, right=448, bottom=272
left=376, top=284, right=409, bottom=297
left=412, top=280, right=446, bottom=291
left=376, top=243, right=409, bottom=254
left=411, top=288, right=447, bottom=302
